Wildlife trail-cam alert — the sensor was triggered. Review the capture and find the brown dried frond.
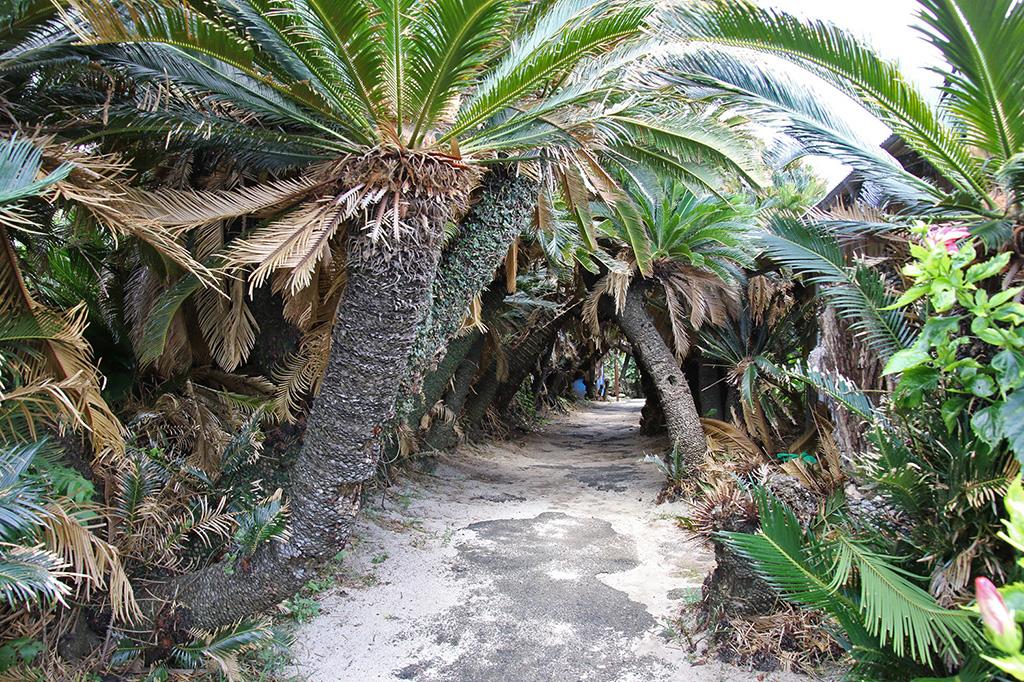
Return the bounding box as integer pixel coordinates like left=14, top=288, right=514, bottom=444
left=681, top=478, right=757, bottom=540
left=272, top=324, right=331, bottom=421
left=504, top=238, right=518, bottom=294
left=127, top=175, right=326, bottom=227
left=722, top=602, right=844, bottom=673
left=429, top=400, right=457, bottom=427
left=228, top=195, right=355, bottom=295
left=40, top=504, right=140, bottom=622
left=583, top=266, right=633, bottom=335
left=747, top=274, right=794, bottom=326
left=702, top=417, right=766, bottom=465
left=195, top=276, right=258, bottom=372
left=44, top=144, right=214, bottom=283
left=459, top=292, right=487, bottom=335
left=0, top=303, right=126, bottom=459
left=396, top=422, right=417, bottom=458
left=656, top=262, right=740, bottom=361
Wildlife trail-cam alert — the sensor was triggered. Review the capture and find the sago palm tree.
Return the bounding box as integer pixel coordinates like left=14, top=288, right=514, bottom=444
left=587, top=177, right=756, bottom=476
left=61, top=0, right=768, bottom=626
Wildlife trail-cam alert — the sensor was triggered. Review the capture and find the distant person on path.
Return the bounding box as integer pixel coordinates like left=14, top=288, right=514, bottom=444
left=572, top=376, right=587, bottom=399
left=595, top=367, right=607, bottom=401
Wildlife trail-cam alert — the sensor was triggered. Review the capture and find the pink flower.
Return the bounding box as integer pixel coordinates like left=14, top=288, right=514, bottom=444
left=977, top=577, right=1014, bottom=636
left=925, top=225, right=970, bottom=253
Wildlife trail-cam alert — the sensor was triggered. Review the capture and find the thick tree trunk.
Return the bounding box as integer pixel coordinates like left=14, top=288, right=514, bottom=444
left=639, top=365, right=665, bottom=435
left=490, top=304, right=578, bottom=416
left=697, top=360, right=726, bottom=419
left=405, top=170, right=536, bottom=386
left=613, top=281, right=706, bottom=472
left=391, top=285, right=503, bottom=460
left=147, top=157, right=473, bottom=630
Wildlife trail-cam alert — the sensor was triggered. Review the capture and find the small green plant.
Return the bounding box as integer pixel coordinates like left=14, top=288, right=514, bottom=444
left=972, top=476, right=1024, bottom=678
left=885, top=225, right=1024, bottom=459
left=776, top=451, right=817, bottom=465
left=280, top=595, right=321, bottom=623
left=112, top=618, right=286, bottom=678
left=230, top=489, right=291, bottom=561
left=642, top=444, right=686, bottom=484
left=722, top=489, right=983, bottom=678
left=0, top=638, right=43, bottom=672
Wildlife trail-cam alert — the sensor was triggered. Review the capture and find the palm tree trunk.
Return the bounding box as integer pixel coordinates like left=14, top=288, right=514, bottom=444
left=612, top=353, right=621, bottom=401
left=490, top=304, right=579, bottom=416
left=147, top=167, right=469, bottom=629
left=406, top=170, right=536, bottom=385
left=614, top=280, right=706, bottom=472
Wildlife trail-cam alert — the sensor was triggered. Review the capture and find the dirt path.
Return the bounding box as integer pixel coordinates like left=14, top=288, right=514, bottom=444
left=288, top=400, right=804, bottom=681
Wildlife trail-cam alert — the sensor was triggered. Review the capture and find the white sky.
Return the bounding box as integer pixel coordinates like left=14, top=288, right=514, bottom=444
left=758, top=0, right=945, bottom=184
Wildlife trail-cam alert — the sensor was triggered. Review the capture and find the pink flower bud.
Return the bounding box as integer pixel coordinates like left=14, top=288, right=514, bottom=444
left=977, top=577, right=1014, bottom=636
left=925, top=225, right=970, bottom=253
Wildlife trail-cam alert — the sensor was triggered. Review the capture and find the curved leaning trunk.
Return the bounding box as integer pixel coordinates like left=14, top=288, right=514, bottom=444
left=150, top=158, right=474, bottom=630
left=613, top=280, right=706, bottom=473
left=406, top=170, right=536, bottom=386
left=396, top=285, right=505, bottom=447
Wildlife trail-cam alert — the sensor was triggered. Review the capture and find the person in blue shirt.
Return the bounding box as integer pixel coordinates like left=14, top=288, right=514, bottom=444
left=571, top=376, right=587, bottom=399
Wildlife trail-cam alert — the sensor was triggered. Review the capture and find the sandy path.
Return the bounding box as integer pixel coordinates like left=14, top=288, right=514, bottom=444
left=288, top=400, right=806, bottom=681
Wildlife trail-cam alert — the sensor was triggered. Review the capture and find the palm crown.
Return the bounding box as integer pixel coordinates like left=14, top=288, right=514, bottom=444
left=63, top=0, right=767, bottom=296
left=592, top=177, right=755, bottom=358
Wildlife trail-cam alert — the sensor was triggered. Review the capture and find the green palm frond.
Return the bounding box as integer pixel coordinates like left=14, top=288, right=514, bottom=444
left=407, top=0, right=509, bottom=145
left=647, top=46, right=943, bottom=209
left=231, top=489, right=290, bottom=558
left=917, top=0, right=1024, bottom=162
left=783, top=365, right=877, bottom=422
left=761, top=217, right=913, bottom=359
left=722, top=490, right=983, bottom=671
left=665, top=0, right=993, bottom=208
left=0, top=543, right=71, bottom=608
left=833, top=534, right=981, bottom=665
left=0, top=440, right=49, bottom=539
left=171, top=617, right=276, bottom=673
left=0, top=134, right=72, bottom=208
left=136, top=273, right=203, bottom=369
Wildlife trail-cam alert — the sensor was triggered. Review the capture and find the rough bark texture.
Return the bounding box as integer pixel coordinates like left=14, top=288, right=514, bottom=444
left=613, top=281, right=706, bottom=470
left=410, top=332, right=481, bottom=430
left=812, top=306, right=885, bottom=465
left=406, top=170, right=536, bottom=385
left=148, top=154, right=473, bottom=630
left=638, top=365, right=665, bottom=435
left=491, top=307, right=577, bottom=415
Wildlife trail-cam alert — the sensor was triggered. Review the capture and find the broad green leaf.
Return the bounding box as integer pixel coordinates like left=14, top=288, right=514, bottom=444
left=966, top=252, right=1011, bottom=282
left=941, top=397, right=966, bottom=432
left=883, top=348, right=930, bottom=376
left=971, top=404, right=1004, bottom=447
left=969, top=374, right=996, bottom=398
left=994, top=350, right=1024, bottom=392
left=1001, top=391, right=1024, bottom=460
